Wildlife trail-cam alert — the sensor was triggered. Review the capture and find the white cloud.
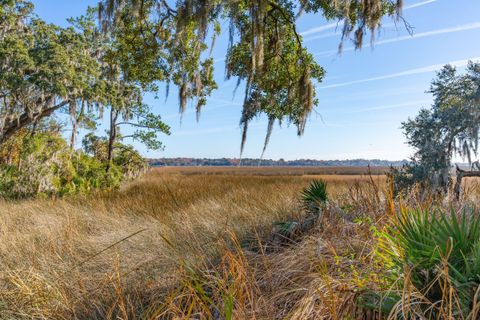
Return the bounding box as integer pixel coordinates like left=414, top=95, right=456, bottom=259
left=162, top=100, right=240, bottom=121
left=214, top=57, right=226, bottom=64
left=175, top=125, right=237, bottom=136
left=174, top=121, right=267, bottom=136
left=208, top=97, right=242, bottom=106
left=321, top=56, right=480, bottom=89
left=304, top=31, right=338, bottom=42
left=376, top=21, right=480, bottom=45
left=320, top=85, right=423, bottom=105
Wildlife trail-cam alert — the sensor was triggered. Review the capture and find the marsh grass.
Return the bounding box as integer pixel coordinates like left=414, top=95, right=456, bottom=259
left=0, top=168, right=379, bottom=318
left=1, top=167, right=478, bottom=319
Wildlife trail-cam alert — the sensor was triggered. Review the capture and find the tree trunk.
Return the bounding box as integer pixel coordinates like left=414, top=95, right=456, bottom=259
left=454, top=165, right=480, bottom=200
left=69, top=100, right=85, bottom=150
left=106, top=108, right=119, bottom=173
left=70, top=121, right=78, bottom=150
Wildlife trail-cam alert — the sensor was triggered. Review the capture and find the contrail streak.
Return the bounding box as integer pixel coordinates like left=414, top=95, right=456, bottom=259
left=313, top=22, right=480, bottom=57
left=321, top=57, right=480, bottom=89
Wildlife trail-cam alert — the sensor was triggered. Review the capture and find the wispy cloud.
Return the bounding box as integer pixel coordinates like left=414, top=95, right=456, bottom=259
left=175, top=125, right=237, bottom=136
left=300, top=0, right=437, bottom=39
left=343, top=99, right=431, bottom=114
left=304, top=31, right=338, bottom=42
left=403, top=0, right=437, bottom=10
left=162, top=100, right=240, bottom=120
left=321, top=56, right=480, bottom=89
left=314, top=22, right=480, bottom=57
left=320, top=85, right=422, bottom=105
left=207, top=97, right=243, bottom=106
left=175, top=121, right=267, bottom=136
left=374, top=22, right=480, bottom=46
left=300, top=22, right=339, bottom=37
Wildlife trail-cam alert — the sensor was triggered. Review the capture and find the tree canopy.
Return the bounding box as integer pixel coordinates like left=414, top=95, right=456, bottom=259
left=0, top=1, right=170, bottom=197
left=392, top=62, right=480, bottom=194
left=0, top=1, right=99, bottom=144
left=98, top=0, right=404, bottom=153
left=0, top=1, right=169, bottom=152
left=0, top=0, right=405, bottom=161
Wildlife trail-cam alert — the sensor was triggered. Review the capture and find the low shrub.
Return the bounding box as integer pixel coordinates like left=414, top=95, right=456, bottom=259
left=376, top=207, right=480, bottom=318
left=0, top=130, right=146, bottom=199
left=0, top=130, right=75, bottom=198
left=387, top=162, right=429, bottom=196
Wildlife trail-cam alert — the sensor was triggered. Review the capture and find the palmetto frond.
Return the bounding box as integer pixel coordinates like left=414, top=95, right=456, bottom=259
left=301, top=179, right=328, bottom=214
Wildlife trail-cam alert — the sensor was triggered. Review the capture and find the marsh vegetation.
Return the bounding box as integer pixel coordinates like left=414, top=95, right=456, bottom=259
left=1, top=167, right=480, bottom=319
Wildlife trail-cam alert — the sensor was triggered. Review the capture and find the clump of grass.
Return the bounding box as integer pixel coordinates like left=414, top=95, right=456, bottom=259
left=152, top=235, right=258, bottom=320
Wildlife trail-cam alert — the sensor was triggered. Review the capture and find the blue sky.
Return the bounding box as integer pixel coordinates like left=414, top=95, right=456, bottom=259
left=31, top=0, right=480, bottom=160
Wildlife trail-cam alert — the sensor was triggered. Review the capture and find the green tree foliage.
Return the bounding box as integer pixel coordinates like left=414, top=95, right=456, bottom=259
left=390, top=62, right=480, bottom=194
left=300, top=0, right=405, bottom=50
left=0, top=1, right=101, bottom=144
left=0, top=0, right=407, bottom=196
left=0, top=2, right=170, bottom=158
left=98, top=0, right=404, bottom=153
left=82, top=132, right=147, bottom=179
left=0, top=1, right=169, bottom=197
left=1, top=0, right=405, bottom=155
left=0, top=122, right=75, bottom=197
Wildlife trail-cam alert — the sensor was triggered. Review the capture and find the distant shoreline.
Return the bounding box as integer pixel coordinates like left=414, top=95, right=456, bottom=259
left=148, top=158, right=407, bottom=167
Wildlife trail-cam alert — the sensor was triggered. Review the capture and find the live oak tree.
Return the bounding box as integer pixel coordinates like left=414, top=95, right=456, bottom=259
left=0, top=1, right=164, bottom=196
left=97, top=7, right=172, bottom=170
left=0, top=1, right=101, bottom=144
left=98, top=0, right=404, bottom=153
left=394, top=62, right=480, bottom=197
left=0, top=2, right=170, bottom=170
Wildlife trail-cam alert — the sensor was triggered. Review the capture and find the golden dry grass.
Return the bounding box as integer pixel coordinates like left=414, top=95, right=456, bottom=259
left=2, top=166, right=479, bottom=319
left=0, top=166, right=385, bottom=319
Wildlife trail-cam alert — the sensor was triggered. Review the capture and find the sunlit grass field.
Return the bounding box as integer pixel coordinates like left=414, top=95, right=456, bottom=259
left=1, top=166, right=479, bottom=319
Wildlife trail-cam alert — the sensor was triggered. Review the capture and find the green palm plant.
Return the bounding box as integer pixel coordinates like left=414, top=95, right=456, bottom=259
left=301, top=179, right=328, bottom=215
left=379, top=208, right=480, bottom=317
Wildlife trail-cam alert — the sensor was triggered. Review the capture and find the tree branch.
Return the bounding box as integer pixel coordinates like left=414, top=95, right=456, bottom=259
left=0, top=100, right=70, bottom=144
left=267, top=1, right=302, bottom=52
left=116, top=121, right=157, bottom=129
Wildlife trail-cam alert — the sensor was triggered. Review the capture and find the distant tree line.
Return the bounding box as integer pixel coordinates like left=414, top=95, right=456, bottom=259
left=150, top=158, right=407, bottom=167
